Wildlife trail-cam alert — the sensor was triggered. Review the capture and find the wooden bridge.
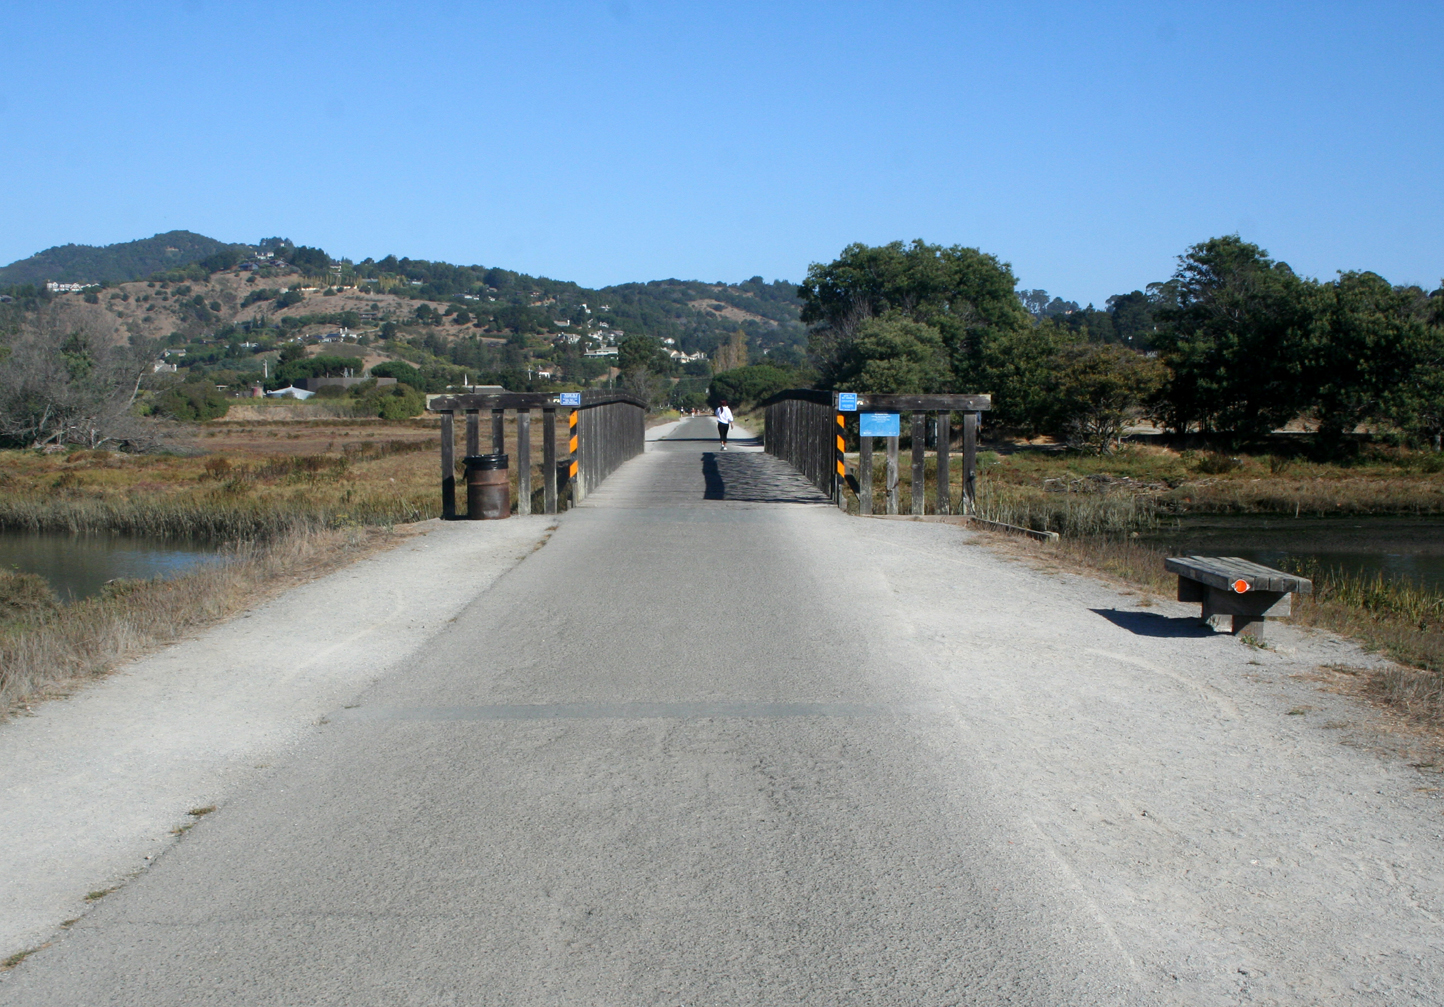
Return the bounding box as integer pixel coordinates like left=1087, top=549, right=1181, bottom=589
left=426, top=391, right=646, bottom=518
left=425, top=389, right=990, bottom=519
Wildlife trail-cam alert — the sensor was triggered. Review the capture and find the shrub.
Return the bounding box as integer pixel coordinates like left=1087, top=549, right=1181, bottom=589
left=154, top=383, right=230, bottom=422
left=358, top=383, right=425, bottom=420
left=0, top=569, right=59, bottom=623
left=370, top=361, right=424, bottom=389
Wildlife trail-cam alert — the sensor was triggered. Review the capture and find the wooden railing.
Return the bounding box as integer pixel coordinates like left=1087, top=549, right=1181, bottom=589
left=427, top=391, right=646, bottom=517
left=760, top=389, right=836, bottom=497
left=761, top=391, right=992, bottom=515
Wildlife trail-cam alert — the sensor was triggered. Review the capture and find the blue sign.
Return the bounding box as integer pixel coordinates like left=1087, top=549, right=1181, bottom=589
left=558, top=392, right=582, bottom=406
left=859, top=412, right=901, bottom=437
left=836, top=392, right=858, bottom=412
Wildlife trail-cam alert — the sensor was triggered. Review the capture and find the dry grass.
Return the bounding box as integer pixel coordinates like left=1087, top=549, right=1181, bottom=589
left=0, top=523, right=407, bottom=716
left=0, top=442, right=437, bottom=537
left=1365, top=665, right=1444, bottom=724
left=977, top=443, right=1444, bottom=519
left=1284, top=562, right=1444, bottom=675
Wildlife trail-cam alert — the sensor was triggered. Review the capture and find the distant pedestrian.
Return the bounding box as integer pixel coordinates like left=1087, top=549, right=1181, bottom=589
left=714, top=400, right=734, bottom=449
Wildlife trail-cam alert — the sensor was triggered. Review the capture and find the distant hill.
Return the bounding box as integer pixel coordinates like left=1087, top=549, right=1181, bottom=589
left=0, top=230, right=243, bottom=286
left=0, top=229, right=807, bottom=362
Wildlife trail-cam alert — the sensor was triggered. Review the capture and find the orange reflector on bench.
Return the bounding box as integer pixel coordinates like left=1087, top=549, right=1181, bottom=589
left=1233, top=579, right=1250, bottom=593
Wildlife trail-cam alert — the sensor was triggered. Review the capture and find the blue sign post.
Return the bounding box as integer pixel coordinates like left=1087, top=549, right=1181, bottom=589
left=859, top=412, right=901, bottom=438
left=558, top=392, right=581, bottom=407
left=836, top=392, right=858, bottom=412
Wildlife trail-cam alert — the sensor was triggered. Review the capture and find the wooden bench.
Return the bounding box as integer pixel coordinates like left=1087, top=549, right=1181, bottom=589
left=1164, top=556, right=1313, bottom=638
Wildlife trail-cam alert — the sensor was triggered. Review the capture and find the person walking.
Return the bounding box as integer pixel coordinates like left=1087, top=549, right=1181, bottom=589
left=714, top=399, right=734, bottom=449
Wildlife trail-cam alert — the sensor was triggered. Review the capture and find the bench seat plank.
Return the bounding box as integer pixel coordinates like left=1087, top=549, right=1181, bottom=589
left=1164, top=556, right=1312, bottom=595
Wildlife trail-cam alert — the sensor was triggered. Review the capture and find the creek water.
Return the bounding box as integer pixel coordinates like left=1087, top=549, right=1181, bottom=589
left=0, top=532, right=224, bottom=603
left=1141, top=515, right=1444, bottom=591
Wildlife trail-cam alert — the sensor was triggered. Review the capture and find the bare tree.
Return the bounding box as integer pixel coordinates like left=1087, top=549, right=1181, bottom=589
left=0, top=305, right=167, bottom=450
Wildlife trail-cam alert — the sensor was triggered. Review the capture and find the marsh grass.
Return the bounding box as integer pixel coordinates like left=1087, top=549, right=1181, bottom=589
left=0, top=445, right=438, bottom=539
left=1281, top=559, right=1444, bottom=675
left=0, top=524, right=399, bottom=715
left=979, top=442, right=1444, bottom=517
left=975, top=481, right=1160, bottom=537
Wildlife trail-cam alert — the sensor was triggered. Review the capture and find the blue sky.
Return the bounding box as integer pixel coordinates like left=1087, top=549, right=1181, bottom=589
left=1, top=1, right=1439, bottom=303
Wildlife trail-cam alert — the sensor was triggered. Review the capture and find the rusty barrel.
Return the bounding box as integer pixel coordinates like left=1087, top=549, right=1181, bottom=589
left=464, top=453, right=509, bottom=519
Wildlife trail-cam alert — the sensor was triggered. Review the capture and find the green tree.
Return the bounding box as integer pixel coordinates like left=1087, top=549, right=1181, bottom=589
left=799, top=240, right=1032, bottom=391
left=199, top=248, right=240, bottom=273
left=288, top=245, right=331, bottom=274
left=970, top=323, right=1071, bottom=435
left=617, top=335, right=670, bottom=375
left=370, top=361, right=424, bottom=389
left=1047, top=344, right=1167, bottom=453
left=1380, top=285, right=1444, bottom=450
left=1151, top=236, right=1312, bottom=438
left=1106, top=290, right=1160, bottom=349
left=273, top=354, right=362, bottom=386
left=831, top=315, right=950, bottom=393
left=707, top=364, right=797, bottom=408
left=1304, top=272, right=1431, bottom=443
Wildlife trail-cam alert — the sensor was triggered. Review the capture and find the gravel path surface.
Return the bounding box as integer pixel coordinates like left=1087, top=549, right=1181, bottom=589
left=2, top=416, right=1441, bottom=1004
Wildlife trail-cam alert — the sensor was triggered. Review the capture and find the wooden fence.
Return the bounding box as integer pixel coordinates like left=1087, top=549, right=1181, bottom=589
left=761, top=391, right=992, bottom=515
left=427, top=391, right=646, bottom=517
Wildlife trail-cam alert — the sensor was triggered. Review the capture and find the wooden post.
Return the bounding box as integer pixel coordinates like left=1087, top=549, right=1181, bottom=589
left=885, top=434, right=899, bottom=515
left=542, top=407, right=557, bottom=515
left=516, top=409, right=532, bottom=516
left=440, top=410, right=456, bottom=520
left=465, top=410, right=479, bottom=458
left=936, top=411, right=951, bottom=515
left=859, top=435, right=873, bottom=515
left=911, top=411, right=926, bottom=515
left=962, top=411, right=978, bottom=513
left=491, top=409, right=505, bottom=454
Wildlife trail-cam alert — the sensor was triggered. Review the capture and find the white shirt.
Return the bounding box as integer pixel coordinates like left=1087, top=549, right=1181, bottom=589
left=715, top=406, right=734, bottom=424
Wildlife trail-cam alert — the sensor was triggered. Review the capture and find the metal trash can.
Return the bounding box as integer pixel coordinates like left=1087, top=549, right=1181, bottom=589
left=464, top=453, right=510, bottom=520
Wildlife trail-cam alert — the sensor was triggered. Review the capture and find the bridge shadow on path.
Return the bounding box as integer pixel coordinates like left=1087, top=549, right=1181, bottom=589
left=700, top=451, right=832, bottom=504
left=1090, top=608, right=1217, bottom=638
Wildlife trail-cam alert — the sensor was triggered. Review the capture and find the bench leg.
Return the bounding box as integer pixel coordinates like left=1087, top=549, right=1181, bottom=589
left=1178, top=576, right=1207, bottom=603
left=1232, top=614, right=1267, bottom=639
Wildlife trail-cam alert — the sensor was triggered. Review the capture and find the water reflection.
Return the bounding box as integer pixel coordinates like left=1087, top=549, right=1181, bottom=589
left=0, top=532, right=224, bottom=603
left=1141, top=516, right=1444, bottom=591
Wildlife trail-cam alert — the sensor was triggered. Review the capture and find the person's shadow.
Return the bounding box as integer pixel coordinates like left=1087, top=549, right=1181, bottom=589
left=1090, top=608, right=1216, bottom=638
